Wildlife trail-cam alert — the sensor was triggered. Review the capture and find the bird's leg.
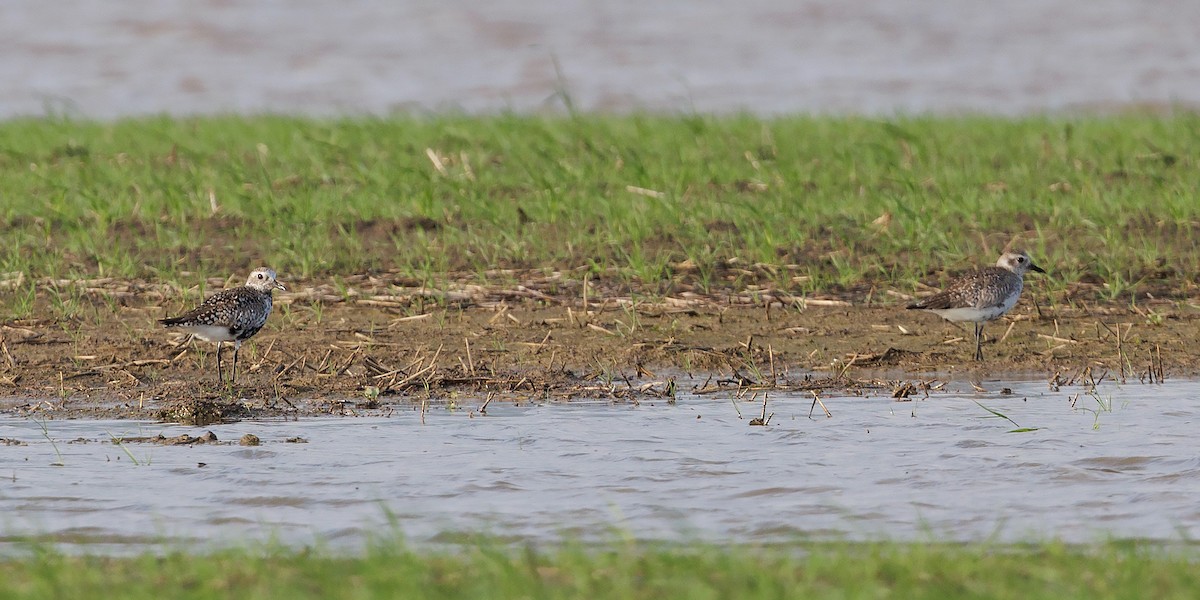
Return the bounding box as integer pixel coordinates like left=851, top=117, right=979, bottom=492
left=216, top=342, right=224, bottom=383
left=974, top=323, right=984, bottom=361
left=232, top=341, right=241, bottom=384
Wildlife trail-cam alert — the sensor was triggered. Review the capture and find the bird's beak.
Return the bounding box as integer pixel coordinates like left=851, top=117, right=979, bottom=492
left=275, top=281, right=287, bottom=291
left=1030, top=263, right=1046, bottom=274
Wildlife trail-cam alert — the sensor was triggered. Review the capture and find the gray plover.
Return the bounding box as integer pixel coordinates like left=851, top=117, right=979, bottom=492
left=160, top=267, right=285, bottom=383
left=906, top=251, right=1045, bottom=361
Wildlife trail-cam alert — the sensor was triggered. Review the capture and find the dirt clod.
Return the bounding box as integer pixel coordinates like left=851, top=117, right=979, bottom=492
left=116, top=431, right=217, bottom=445
left=157, top=399, right=230, bottom=426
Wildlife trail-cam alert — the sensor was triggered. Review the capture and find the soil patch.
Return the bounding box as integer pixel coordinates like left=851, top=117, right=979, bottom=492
left=1, top=274, right=1194, bottom=421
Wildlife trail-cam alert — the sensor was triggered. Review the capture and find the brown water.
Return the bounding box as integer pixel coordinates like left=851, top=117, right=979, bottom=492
left=3, top=0, right=1199, bottom=118
left=1, top=378, right=1197, bottom=554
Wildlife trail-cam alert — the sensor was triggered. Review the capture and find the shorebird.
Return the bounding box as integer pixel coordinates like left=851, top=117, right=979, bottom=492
left=160, top=267, right=285, bottom=383
left=906, top=251, right=1045, bottom=361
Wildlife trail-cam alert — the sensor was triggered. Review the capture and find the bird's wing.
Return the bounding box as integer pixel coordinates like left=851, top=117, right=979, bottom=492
left=906, top=271, right=983, bottom=310
left=159, top=288, right=243, bottom=327
left=907, top=289, right=960, bottom=310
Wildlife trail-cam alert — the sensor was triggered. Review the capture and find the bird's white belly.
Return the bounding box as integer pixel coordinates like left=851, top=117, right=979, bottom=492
left=175, top=324, right=236, bottom=343
left=929, top=304, right=1010, bottom=323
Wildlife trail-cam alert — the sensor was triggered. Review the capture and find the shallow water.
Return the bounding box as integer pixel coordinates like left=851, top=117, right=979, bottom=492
left=3, top=0, right=1199, bottom=117
left=1, top=378, right=1197, bottom=553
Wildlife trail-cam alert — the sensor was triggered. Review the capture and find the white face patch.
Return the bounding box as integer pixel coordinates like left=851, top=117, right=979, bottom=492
left=997, top=251, right=1039, bottom=275
left=245, top=268, right=281, bottom=291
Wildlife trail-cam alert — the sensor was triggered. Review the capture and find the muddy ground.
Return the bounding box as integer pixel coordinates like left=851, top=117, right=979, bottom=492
left=0, top=271, right=1193, bottom=423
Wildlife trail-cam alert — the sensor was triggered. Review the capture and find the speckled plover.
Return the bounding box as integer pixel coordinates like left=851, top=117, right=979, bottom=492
left=906, top=251, right=1045, bottom=361
left=160, top=267, right=285, bottom=383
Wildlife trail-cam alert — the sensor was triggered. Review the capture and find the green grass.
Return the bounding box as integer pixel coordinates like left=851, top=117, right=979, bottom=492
left=0, top=538, right=1197, bottom=599
left=1, top=113, right=1198, bottom=299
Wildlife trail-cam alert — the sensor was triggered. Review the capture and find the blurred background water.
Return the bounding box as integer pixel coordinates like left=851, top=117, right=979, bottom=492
left=2, top=0, right=1197, bottom=118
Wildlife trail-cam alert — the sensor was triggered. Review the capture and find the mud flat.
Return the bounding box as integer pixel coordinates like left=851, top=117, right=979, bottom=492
left=0, top=271, right=1189, bottom=422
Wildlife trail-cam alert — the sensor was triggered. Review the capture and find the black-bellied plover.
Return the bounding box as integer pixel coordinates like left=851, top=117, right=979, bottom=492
left=906, top=251, right=1045, bottom=361
left=160, top=267, right=285, bottom=383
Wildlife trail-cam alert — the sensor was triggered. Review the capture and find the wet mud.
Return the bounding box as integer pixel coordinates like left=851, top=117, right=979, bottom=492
left=0, top=274, right=1193, bottom=422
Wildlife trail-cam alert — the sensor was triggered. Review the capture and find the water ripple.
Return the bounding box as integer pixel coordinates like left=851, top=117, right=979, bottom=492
left=1, top=378, right=1199, bottom=552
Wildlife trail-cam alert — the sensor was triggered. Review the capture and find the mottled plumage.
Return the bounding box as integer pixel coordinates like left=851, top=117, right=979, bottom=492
left=907, top=251, right=1045, bottom=361
left=160, top=267, right=285, bottom=383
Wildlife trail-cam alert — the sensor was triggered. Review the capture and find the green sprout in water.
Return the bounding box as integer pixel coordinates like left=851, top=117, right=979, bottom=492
left=32, top=416, right=65, bottom=466
left=974, top=401, right=1040, bottom=433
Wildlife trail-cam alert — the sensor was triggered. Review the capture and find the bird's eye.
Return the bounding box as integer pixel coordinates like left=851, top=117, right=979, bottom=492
left=1017, top=257, right=1025, bottom=263
left=257, top=274, right=264, bottom=278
